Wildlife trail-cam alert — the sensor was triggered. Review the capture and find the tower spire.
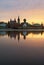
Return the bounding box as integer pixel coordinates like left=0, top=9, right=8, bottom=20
left=18, top=16, right=20, bottom=24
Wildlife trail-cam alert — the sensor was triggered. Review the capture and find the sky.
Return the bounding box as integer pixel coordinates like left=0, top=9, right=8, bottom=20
left=0, top=0, right=44, bottom=24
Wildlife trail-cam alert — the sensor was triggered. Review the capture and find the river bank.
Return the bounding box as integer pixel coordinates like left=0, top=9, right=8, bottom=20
left=0, top=29, right=44, bottom=31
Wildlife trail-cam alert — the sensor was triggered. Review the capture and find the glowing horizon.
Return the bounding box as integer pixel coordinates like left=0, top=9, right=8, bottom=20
left=0, top=9, right=44, bottom=24
left=0, top=0, right=44, bottom=24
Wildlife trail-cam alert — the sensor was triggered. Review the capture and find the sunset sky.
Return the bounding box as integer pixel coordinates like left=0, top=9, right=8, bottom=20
left=0, top=0, right=44, bottom=24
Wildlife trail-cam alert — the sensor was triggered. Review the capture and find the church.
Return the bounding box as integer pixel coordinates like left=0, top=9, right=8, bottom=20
left=8, top=16, right=28, bottom=29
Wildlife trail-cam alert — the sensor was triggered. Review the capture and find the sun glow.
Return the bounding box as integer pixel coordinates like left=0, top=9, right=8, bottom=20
left=0, top=9, right=44, bottom=24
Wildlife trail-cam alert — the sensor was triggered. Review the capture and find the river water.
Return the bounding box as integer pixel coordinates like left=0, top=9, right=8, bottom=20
left=0, top=31, right=44, bottom=65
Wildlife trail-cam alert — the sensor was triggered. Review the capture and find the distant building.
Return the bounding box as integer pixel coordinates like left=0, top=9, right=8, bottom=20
left=21, top=19, right=28, bottom=28
left=32, top=24, right=41, bottom=27
left=0, top=22, right=7, bottom=28
left=32, top=23, right=42, bottom=29
left=9, top=18, right=17, bottom=28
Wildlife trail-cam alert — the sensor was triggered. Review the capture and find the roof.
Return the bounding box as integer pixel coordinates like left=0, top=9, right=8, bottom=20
left=0, top=23, right=7, bottom=27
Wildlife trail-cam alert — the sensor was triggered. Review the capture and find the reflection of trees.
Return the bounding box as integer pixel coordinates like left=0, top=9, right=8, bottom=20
left=0, top=31, right=7, bottom=37
left=0, top=31, right=44, bottom=40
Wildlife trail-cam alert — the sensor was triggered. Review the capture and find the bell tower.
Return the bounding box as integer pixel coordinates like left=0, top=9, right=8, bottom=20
left=18, top=16, right=20, bottom=24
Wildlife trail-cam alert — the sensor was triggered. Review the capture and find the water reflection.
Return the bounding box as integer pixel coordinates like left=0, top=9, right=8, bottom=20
left=0, top=31, right=44, bottom=65
left=0, top=31, right=44, bottom=39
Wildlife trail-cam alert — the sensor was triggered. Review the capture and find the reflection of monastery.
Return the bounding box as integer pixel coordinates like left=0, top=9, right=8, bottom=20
left=0, top=31, right=43, bottom=41
left=7, top=31, right=28, bottom=41
left=8, top=16, right=44, bottom=29
left=7, top=31, right=43, bottom=41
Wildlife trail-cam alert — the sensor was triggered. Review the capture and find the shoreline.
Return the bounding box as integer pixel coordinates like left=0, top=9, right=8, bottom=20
left=0, top=29, right=44, bottom=31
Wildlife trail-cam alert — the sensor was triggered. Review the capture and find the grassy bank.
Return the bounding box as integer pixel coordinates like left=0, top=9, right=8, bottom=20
left=0, top=29, right=44, bottom=31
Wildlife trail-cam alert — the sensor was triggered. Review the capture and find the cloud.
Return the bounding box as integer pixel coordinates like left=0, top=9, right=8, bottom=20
left=0, top=0, right=44, bottom=11
left=0, top=0, right=44, bottom=23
